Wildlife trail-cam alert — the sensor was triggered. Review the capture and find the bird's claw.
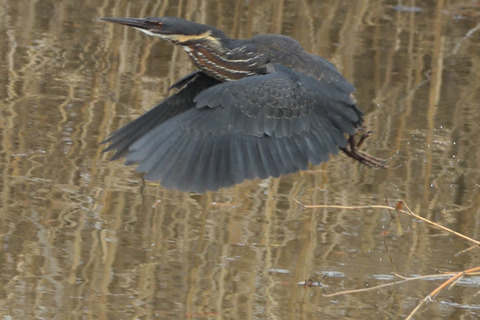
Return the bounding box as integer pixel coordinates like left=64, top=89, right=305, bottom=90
left=341, top=129, right=389, bottom=168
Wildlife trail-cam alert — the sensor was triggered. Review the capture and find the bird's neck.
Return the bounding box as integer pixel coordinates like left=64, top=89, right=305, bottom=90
left=182, top=40, right=264, bottom=81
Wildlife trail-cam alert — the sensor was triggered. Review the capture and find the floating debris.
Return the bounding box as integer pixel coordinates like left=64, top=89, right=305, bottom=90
left=298, top=279, right=324, bottom=287
left=393, top=5, right=423, bottom=12
left=268, top=268, right=291, bottom=274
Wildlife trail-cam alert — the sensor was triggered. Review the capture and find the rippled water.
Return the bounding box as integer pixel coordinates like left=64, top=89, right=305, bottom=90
left=0, top=1, right=479, bottom=319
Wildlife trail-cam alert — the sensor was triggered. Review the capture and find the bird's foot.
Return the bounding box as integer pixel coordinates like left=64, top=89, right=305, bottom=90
left=341, top=129, right=389, bottom=168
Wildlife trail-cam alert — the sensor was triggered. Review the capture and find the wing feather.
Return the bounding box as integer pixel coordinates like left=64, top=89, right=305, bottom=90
left=105, top=65, right=364, bottom=192
left=102, top=71, right=220, bottom=160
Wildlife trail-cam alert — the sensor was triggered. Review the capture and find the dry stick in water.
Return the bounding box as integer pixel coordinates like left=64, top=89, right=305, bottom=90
left=293, top=198, right=480, bottom=318
left=292, top=198, right=480, bottom=246
left=321, top=273, right=471, bottom=298
left=405, top=266, right=480, bottom=320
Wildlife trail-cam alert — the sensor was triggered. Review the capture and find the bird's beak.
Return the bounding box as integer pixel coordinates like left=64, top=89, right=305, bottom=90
left=100, top=17, right=152, bottom=30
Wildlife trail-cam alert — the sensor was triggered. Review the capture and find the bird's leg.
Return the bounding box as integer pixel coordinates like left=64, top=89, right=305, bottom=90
left=355, top=129, right=371, bottom=148
left=341, top=129, right=388, bottom=168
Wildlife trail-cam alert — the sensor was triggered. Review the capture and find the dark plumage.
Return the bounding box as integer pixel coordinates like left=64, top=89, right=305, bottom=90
left=101, top=17, right=384, bottom=192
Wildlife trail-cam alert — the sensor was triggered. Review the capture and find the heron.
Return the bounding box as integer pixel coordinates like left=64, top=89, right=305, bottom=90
left=100, top=17, right=385, bottom=192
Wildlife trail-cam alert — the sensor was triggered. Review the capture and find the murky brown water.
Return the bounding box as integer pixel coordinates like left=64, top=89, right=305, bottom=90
left=0, top=0, right=479, bottom=319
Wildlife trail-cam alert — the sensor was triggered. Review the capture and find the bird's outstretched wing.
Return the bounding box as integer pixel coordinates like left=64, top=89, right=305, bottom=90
left=102, top=71, right=220, bottom=159
left=117, top=65, right=363, bottom=192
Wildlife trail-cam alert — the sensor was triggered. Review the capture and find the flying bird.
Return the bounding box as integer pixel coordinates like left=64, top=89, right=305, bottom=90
left=101, top=17, right=385, bottom=192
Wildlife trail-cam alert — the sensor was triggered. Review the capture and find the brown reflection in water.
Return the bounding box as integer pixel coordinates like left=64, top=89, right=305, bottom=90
left=0, top=0, right=479, bottom=319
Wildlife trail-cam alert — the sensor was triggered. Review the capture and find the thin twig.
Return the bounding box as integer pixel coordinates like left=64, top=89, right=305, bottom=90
left=405, top=266, right=480, bottom=320
left=292, top=198, right=480, bottom=246
left=400, top=200, right=480, bottom=247
left=323, top=273, right=454, bottom=298
left=293, top=197, right=480, bottom=318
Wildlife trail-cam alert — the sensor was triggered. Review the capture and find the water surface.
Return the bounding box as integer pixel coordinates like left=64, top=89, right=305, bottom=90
left=0, top=1, right=479, bottom=319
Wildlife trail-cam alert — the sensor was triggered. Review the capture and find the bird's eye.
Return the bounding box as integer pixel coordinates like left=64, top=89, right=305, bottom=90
left=157, top=22, right=163, bottom=28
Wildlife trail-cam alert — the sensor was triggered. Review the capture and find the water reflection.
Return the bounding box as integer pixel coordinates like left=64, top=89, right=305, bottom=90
left=0, top=0, right=479, bottom=319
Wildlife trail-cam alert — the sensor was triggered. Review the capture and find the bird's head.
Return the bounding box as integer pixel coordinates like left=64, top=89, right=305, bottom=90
left=100, top=17, right=226, bottom=50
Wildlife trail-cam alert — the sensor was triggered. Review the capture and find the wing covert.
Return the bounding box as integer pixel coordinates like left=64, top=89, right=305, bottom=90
left=193, top=65, right=362, bottom=138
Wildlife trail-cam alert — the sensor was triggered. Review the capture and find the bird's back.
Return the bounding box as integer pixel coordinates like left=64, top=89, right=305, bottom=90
left=244, top=34, right=355, bottom=95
